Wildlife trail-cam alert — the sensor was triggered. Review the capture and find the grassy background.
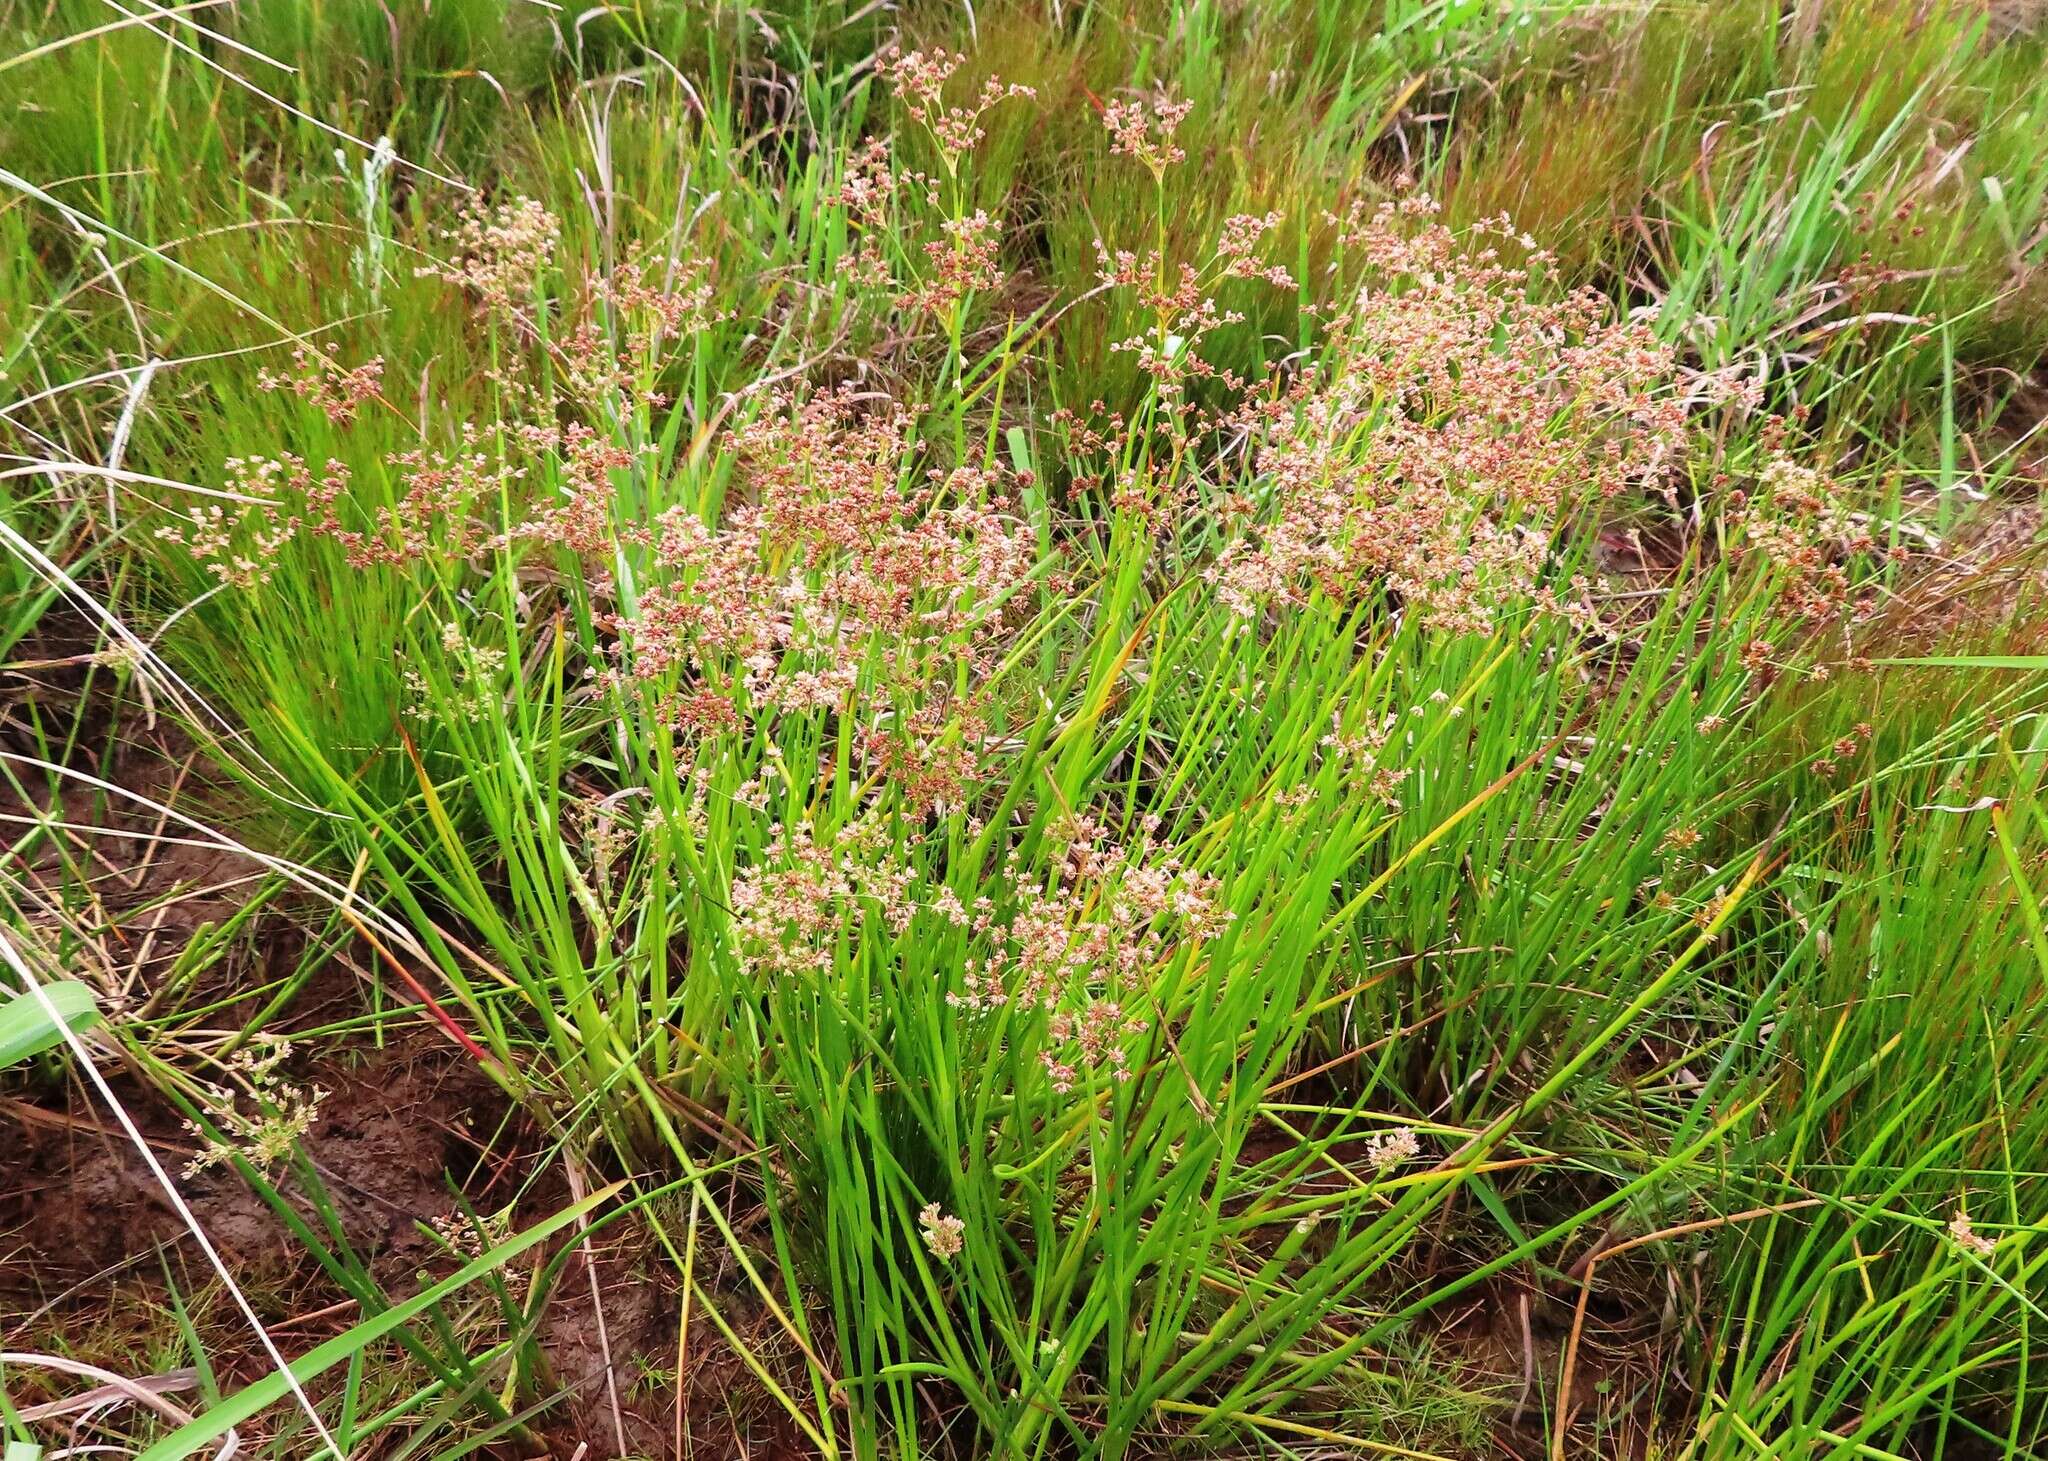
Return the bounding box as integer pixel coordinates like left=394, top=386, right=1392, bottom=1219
left=3, top=1, right=2048, bottom=1458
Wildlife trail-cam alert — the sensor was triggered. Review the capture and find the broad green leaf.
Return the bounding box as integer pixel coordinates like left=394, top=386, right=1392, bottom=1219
left=0, top=980, right=102, bottom=1068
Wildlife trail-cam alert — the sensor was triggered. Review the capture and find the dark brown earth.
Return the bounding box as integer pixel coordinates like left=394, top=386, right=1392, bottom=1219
left=2, top=1045, right=502, bottom=1284
left=1, top=1036, right=812, bottom=1459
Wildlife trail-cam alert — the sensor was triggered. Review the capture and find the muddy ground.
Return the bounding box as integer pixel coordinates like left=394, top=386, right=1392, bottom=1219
left=1, top=1032, right=817, bottom=1460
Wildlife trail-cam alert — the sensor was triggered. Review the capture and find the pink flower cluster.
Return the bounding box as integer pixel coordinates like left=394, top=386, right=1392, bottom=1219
left=951, top=814, right=1232, bottom=1093
left=600, top=390, right=1037, bottom=808
left=1101, top=94, right=1194, bottom=175
left=1206, top=196, right=1687, bottom=635
left=880, top=48, right=1035, bottom=172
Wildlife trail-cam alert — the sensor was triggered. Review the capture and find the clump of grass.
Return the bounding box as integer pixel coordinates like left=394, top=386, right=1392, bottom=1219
left=4, top=3, right=2048, bottom=1459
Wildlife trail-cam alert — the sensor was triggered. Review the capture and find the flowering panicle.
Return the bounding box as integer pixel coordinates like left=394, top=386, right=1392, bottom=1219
left=161, top=192, right=736, bottom=591
left=1732, top=455, right=1894, bottom=624
left=1205, top=194, right=1686, bottom=635
left=418, top=194, right=561, bottom=315
left=1215, top=211, right=1297, bottom=289
left=1319, top=710, right=1410, bottom=808
left=404, top=620, right=509, bottom=726
left=257, top=345, right=385, bottom=424
left=1096, top=246, right=1253, bottom=395
left=182, top=1035, right=325, bottom=1177
left=861, top=699, right=988, bottom=817
left=1101, top=93, right=1194, bottom=176
left=829, top=152, right=1013, bottom=315
left=318, top=443, right=505, bottom=568
left=1365, top=1126, right=1422, bottom=1171
left=905, top=209, right=1007, bottom=315
left=1064, top=98, right=1302, bottom=470
left=919, top=1201, right=965, bottom=1261
left=431, top=1207, right=511, bottom=1260
left=729, top=817, right=922, bottom=979
left=596, top=243, right=723, bottom=341
left=1949, top=1207, right=1997, bottom=1259
left=827, top=139, right=928, bottom=289
left=725, top=804, right=1230, bottom=1101
left=573, top=792, right=637, bottom=903
left=881, top=48, right=1035, bottom=174
left=608, top=391, right=1036, bottom=811
left=1807, top=720, right=1875, bottom=779
left=556, top=246, right=733, bottom=400
left=951, top=814, right=1231, bottom=1093
left=154, top=456, right=309, bottom=588
left=502, top=424, right=640, bottom=558
left=822, top=53, right=1031, bottom=317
